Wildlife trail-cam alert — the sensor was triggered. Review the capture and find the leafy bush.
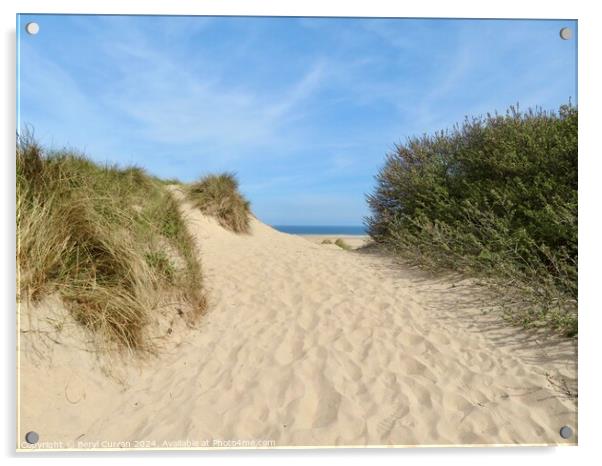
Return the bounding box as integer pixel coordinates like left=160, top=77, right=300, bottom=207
left=366, top=104, right=577, bottom=336
left=187, top=173, right=251, bottom=233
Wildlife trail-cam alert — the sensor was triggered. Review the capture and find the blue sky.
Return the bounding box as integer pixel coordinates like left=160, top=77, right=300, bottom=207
left=17, top=15, right=577, bottom=225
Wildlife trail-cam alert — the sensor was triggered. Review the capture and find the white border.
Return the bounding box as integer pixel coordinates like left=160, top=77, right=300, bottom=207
left=1, top=0, right=583, bottom=18
left=2, top=1, right=600, bottom=465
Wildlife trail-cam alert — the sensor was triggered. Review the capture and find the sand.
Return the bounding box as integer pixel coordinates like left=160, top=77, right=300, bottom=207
left=18, top=190, right=577, bottom=449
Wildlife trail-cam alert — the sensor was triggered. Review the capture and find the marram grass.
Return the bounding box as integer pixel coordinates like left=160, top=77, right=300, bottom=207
left=187, top=173, right=251, bottom=234
left=17, top=137, right=206, bottom=352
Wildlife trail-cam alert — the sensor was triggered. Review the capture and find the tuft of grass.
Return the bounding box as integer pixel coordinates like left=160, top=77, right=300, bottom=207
left=154, top=176, right=183, bottom=186
left=366, top=104, right=577, bottom=337
left=334, top=238, right=352, bottom=250
left=187, top=173, right=251, bottom=234
left=145, top=251, right=176, bottom=284
left=17, top=136, right=206, bottom=352
left=321, top=239, right=333, bottom=244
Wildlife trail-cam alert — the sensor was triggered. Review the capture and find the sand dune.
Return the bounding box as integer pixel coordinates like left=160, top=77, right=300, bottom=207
left=18, top=190, right=577, bottom=449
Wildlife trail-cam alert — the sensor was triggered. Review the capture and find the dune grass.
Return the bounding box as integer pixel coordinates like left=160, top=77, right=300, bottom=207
left=187, top=173, right=251, bottom=234
left=154, top=176, right=183, bottom=186
left=334, top=238, right=352, bottom=251
left=17, top=137, right=206, bottom=352
left=366, top=104, right=577, bottom=336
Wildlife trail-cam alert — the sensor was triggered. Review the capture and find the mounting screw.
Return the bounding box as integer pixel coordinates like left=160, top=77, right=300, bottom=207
left=25, top=431, right=39, bottom=444
left=559, top=27, right=572, bottom=40
left=25, top=22, right=40, bottom=35
left=559, top=425, right=573, bottom=439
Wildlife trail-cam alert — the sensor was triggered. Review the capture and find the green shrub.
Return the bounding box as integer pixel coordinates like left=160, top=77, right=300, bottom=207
left=187, top=173, right=251, bottom=233
left=366, top=104, right=577, bottom=336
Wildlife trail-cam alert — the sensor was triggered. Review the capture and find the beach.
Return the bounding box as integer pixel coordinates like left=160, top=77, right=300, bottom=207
left=18, top=189, right=577, bottom=449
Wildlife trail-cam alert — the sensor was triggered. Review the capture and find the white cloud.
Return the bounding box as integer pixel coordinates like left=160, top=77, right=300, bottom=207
left=62, top=18, right=327, bottom=159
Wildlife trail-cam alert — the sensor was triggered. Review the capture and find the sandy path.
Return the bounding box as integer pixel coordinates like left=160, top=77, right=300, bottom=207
left=19, top=191, right=577, bottom=448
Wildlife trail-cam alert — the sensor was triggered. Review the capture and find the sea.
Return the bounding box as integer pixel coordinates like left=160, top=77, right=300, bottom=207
left=272, top=225, right=367, bottom=235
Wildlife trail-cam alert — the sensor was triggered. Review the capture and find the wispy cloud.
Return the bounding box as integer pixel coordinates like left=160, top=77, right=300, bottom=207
left=18, top=15, right=577, bottom=224
left=97, top=26, right=330, bottom=158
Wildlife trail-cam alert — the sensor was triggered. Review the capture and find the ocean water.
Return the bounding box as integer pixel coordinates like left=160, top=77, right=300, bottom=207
left=272, top=225, right=367, bottom=235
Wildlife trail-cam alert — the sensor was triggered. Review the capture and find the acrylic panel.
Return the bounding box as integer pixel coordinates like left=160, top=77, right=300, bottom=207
left=16, top=14, right=578, bottom=450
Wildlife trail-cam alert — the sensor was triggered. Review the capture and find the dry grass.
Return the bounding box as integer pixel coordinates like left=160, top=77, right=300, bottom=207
left=187, top=173, right=251, bottom=234
left=334, top=238, right=352, bottom=251
left=17, top=137, right=206, bottom=352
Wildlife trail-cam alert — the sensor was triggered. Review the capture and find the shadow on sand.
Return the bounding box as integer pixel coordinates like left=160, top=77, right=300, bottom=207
left=356, top=243, right=577, bottom=400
